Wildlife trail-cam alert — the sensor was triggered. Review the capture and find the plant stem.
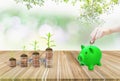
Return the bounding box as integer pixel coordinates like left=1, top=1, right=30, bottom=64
left=34, top=41, right=37, bottom=51
left=23, top=45, right=26, bottom=52
left=48, top=35, right=50, bottom=48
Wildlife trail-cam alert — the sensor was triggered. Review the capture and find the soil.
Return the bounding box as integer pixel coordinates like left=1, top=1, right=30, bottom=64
left=21, top=54, right=28, bottom=57
left=45, top=48, right=53, bottom=51
left=32, top=51, right=39, bottom=55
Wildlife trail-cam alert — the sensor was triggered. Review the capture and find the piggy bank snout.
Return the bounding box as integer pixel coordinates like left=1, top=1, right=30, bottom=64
left=78, top=54, right=83, bottom=61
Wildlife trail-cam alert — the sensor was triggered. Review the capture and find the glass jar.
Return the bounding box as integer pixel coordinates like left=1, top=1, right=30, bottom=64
left=20, top=54, right=28, bottom=67
left=9, top=57, right=16, bottom=67
left=32, top=52, right=40, bottom=67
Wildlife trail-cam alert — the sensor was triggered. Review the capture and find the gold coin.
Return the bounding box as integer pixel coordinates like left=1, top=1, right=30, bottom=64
left=90, top=40, right=95, bottom=44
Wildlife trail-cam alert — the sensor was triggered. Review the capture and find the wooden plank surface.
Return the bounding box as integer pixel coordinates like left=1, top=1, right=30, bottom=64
left=0, top=51, right=120, bottom=81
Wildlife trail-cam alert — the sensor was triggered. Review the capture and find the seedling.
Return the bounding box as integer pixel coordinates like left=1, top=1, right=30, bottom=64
left=22, top=45, right=26, bottom=52
left=41, top=32, right=56, bottom=49
left=30, top=40, right=39, bottom=51
left=21, top=45, right=28, bottom=67
left=30, top=40, right=40, bottom=67
left=41, top=32, right=56, bottom=68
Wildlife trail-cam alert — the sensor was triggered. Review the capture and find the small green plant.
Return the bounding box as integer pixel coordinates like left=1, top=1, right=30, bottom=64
left=30, top=40, right=39, bottom=51
left=41, top=32, right=56, bottom=48
left=22, top=45, right=26, bottom=51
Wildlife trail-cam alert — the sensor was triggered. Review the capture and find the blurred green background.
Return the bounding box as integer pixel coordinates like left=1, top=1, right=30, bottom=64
left=0, top=0, right=120, bottom=50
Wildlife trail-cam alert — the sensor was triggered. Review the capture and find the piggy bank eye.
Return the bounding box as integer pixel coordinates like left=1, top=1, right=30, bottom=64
left=85, top=52, right=87, bottom=54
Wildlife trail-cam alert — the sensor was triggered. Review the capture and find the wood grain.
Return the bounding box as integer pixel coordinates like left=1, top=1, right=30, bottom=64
left=0, top=51, right=119, bottom=81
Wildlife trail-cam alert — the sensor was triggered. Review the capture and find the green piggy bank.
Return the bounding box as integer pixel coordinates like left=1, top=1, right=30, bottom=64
left=77, top=45, right=102, bottom=70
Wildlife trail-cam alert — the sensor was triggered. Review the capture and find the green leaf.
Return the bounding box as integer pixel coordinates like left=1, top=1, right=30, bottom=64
left=50, top=45, right=56, bottom=47
left=26, top=4, right=32, bottom=9
left=72, top=0, right=77, bottom=6
left=64, top=0, right=69, bottom=3
left=111, top=0, right=118, bottom=4
left=14, top=0, right=20, bottom=3
left=41, top=37, right=47, bottom=40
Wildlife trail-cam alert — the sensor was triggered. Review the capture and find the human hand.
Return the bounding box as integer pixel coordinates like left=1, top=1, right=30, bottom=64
left=90, top=27, right=111, bottom=41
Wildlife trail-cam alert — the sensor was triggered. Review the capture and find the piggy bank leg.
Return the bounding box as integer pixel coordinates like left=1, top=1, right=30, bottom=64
left=80, top=62, right=85, bottom=66
left=88, top=65, right=94, bottom=70
left=97, top=62, right=102, bottom=66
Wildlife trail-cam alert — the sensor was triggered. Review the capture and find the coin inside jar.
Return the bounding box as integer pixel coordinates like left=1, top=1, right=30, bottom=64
left=90, top=40, right=95, bottom=44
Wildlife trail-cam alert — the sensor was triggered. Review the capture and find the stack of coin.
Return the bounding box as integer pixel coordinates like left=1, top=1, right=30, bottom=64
left=45, top=48, right=53, bottom=68
left=9, top=57, right=16, bottom=67
left=32, top=52, right=40, bottom=67
left=20, top=54, right=28, bottom=67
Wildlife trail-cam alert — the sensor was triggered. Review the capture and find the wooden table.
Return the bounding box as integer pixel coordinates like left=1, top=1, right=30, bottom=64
left=0, top=51, right=120, bottom=81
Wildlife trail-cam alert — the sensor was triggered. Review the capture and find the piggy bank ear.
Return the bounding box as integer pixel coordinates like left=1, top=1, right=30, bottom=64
left=89, top=48, right=93, bottom=53
left=81, top=45, right=85, bottom=49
